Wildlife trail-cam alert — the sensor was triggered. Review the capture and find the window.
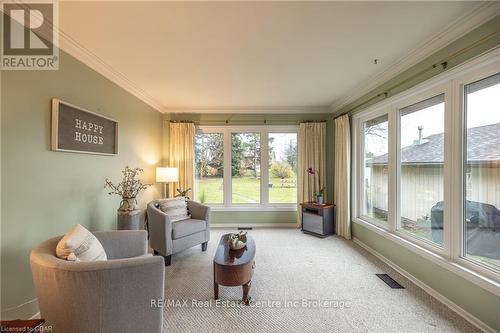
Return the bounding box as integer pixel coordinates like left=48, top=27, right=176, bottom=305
left=231, top=133, right=261, bottom=204
left=363, top=115, right=389, bottom=224
left=353, top=50, right=500, bottom=291
left=464, top=73, right=500, bottom=272
left=399, top=95, right=445, bottom=245
left=194, top=126, right=298, bottom=208
left=268, top=133, right=298, bottom=204
left=194, top=132, right=224, bottom=204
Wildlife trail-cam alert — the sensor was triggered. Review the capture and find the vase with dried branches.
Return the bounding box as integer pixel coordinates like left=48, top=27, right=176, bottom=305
left=105, top=166, right=151, bottom=229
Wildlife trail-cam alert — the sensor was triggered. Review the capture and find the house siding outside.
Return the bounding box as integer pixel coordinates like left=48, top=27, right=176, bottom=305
left=370, top=164, right=500, bottom=221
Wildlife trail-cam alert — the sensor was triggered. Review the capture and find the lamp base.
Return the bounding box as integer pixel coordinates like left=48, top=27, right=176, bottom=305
left=163, top=183, right=171, bottom=199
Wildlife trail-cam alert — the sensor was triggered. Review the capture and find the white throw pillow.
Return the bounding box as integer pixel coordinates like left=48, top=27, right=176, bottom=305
left=56, top=224, right=107, bottom=262
left=159, top=197, right=190, bottom=222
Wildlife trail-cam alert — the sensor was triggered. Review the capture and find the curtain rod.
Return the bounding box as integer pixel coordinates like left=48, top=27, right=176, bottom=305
left=170, top=119, right=327, bottom=125
left=342, top=29, right=500, bottom=117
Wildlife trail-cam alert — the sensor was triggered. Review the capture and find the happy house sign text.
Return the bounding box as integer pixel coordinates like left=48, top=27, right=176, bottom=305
left=74, top=118, right=104, bottom=145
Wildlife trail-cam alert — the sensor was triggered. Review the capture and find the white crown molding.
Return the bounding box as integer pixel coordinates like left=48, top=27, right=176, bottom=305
left=163, top=106, right=331, bottom=114
left=329, top=2, right=500, bottom=114
left=55, top=28, right=164, bottom=112
left=47, top=1, right=499, bottom=115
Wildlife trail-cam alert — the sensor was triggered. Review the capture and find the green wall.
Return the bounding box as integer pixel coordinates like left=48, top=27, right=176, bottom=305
left=1, top=51, right=163, bottom=319
left=212, top=211, right=296, bottom=225
left=163, top=112, right=334, bottom=225
left=343, top=15, right=500, bottom=332
left=353, top=223, right=500, bottom=331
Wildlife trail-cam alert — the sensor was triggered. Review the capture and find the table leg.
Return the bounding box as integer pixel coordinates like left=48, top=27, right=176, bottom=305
left=242, top=281, right=251, bottom=305
left=213, top=264, right=219, bottom=299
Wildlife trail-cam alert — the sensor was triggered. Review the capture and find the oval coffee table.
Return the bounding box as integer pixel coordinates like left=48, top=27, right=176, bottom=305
left=213, top=233, right=256, bottom=305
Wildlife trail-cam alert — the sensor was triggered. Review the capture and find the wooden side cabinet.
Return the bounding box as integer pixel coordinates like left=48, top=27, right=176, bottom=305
left=300, top=202, right=335, bottom=237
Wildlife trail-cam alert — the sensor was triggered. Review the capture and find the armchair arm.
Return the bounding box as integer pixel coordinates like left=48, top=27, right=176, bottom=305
left=147, top=202, right=173, bottom=256
left=94, top=230, right=148, bottom=259
left=187, top=200, right=211, bottom=223
left=95, top=256, right=164, bottom=333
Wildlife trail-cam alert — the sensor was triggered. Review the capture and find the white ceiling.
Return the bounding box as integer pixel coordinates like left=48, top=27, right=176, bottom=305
left=57, top=1, right=497, bottom=113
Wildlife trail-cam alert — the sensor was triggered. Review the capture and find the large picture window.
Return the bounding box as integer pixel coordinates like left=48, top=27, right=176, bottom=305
left=194, top=126, right=298, bottom=208
left=353, top=51, right=500, bottom=287
left=399, top=95, right=445, bottom=245
left=363, top=115, right=389, bottom=224
left=194, top=132, right=224, bottom=204
left=231, top=133, right=261, bottom=204
left=464, top=73, right=500, bottom=272
left=268, top=133, right=298, bottom=204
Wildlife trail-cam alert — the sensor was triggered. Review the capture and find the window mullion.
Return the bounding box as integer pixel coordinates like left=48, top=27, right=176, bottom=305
left=452, top=81, right=465, bottom=261
left=388, top=109, right=398, bottom=233
left=261, top=131, right=269, bottom=206
left=444, top=82, right=455, bottom=259
left=357, top=121, right=364, bottom=220
left=223, top=129, right=232, bottom=207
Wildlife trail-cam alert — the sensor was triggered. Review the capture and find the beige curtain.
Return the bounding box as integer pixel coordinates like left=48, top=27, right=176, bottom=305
left=168, top=122, right=195, bottom=197
left=334, top=115, right=351, bottom=239
left=297, top=122, right=327, bottom=227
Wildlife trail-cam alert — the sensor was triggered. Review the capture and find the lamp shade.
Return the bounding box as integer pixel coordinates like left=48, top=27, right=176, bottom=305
left=156, top=167, right=178, bottom=183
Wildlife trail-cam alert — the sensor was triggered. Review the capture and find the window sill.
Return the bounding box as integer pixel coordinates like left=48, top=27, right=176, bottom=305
left=209, top=205, right=297, bottom=212
left=353, top=218, right=500, bottom=296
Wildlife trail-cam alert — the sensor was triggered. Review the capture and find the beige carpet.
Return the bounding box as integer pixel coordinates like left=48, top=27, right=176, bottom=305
left=163, top=229, right=480, bottom=333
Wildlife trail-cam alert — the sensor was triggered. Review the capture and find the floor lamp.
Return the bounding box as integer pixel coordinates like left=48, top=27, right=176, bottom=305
left=156, top=167, right=179, bottom=198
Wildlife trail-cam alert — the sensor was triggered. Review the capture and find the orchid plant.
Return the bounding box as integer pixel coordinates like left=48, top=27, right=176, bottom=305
left=306, top=167, right=326, bottom=199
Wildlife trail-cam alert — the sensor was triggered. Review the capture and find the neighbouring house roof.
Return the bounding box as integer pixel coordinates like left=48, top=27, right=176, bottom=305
left=368, top=123, right=500, bottom=166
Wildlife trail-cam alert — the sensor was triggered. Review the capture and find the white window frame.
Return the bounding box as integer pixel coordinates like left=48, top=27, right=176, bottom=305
left=352, top=48, right=500, bottom=296
left=453, top=59, right=500, bottom=282
left=392, top=84, right=451, bottom=256
left=357, top=108, right=391, bottom=230
left=194, top=127, right=226, bottom=207
left=194, top=125, right=299, bottom=211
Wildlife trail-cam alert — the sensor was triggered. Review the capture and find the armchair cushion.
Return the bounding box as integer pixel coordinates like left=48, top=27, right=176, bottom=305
left=56, top=224, right=107, bottom=261
left=158, top=197, right=190, bottom=222
left=172, top=219, right=206, bottom=239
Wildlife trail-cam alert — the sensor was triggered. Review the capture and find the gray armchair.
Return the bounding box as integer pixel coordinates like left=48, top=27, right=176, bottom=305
left=30, top=230, right=164, bottom=333
left=147, top=199, right=210, bottom=266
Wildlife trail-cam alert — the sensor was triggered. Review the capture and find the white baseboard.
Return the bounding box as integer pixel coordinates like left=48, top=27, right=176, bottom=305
left=211, top=223, right=297, bottom=229
left=1, top=298, right=39, bottom=321
left=352, top=237, right=496, bottom=333
left=30, top=312, right=41, bottom=319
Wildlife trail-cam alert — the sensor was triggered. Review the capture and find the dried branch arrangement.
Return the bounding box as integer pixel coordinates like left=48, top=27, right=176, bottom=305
left=104, top=166, right=151, bottom=199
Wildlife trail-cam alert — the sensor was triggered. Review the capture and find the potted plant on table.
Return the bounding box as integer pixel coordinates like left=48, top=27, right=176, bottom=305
left=306, top=167, right=326, bottom=205
left=175, top=188, right=192, bottom=200
left=105, top=166, right=151, bottom=229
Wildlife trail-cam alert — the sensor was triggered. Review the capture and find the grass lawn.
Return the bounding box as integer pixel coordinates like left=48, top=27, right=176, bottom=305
left=195, top=176, right=297, bottom=204
left=195, top=177, right=223, bottom=203
left=269, top=177, right=297, bottom=203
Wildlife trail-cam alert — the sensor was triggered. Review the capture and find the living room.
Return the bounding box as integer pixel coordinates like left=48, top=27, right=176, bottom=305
left=1, top=1, right=499, bottom=332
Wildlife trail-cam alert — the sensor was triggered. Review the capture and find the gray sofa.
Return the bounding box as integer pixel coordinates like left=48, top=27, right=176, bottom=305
left=147, top=200, right=210, bottom=266
left=30, top=230, right=164, bottom=333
